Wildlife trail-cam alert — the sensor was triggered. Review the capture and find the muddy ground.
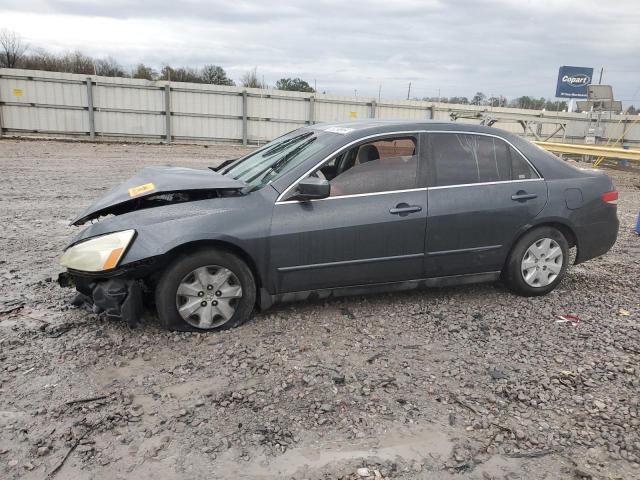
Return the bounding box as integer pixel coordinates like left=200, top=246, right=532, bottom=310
left=0, top=138, right=639, bottom=480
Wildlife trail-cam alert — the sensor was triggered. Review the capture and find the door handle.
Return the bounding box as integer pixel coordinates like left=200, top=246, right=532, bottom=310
left=511, top=192, right=538, bottom=202
left=389, top=204, right=422, bottom=215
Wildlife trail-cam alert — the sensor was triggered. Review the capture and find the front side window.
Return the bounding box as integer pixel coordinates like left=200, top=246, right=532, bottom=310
left=289, top=136, right=418, bottom=199
left=431, top=133, right=538, bottom=187
left=224, top=129, right=330, bottom=190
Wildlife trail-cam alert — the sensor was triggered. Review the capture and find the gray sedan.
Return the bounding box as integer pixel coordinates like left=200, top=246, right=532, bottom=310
left=59, top=120, right=619, bottom=331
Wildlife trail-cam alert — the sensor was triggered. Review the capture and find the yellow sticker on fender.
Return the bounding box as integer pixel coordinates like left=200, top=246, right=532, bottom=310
left=128, top=183, right=155, bottom=197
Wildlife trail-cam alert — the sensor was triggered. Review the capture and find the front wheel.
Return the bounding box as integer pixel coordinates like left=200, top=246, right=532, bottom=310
left=504, top=226, right=569, bottom=296
left=155, top=249, right=256, bottom=331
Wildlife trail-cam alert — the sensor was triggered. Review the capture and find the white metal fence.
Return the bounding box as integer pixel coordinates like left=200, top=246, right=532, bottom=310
left=1, top=68, right=639, bottom=146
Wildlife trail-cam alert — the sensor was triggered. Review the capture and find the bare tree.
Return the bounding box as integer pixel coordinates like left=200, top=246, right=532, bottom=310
left=21, top=48, right=58, bottom=71
left=471, top=91, right=486, bottom=106
left=65, top=51, right=95, bottom=74
left=240, top=67, right=264, bottom=88
left=0, top=29, right=28, bottom=68
left=159, top=65, right=202, bottom=83
left=94, top=57, right=125, bottom=77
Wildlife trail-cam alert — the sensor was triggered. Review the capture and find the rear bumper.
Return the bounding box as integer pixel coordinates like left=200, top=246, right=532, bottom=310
left=574, top=216, right=619, bottom=264
left=58, top=272, right=144, bottom=327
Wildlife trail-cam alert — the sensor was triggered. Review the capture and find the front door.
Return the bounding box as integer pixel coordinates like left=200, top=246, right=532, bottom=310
left=425, top=132, right=548, bottom=276
left=270, top=134, right=428, bottom=293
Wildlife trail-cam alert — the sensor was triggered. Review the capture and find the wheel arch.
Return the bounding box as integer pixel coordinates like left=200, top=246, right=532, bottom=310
left=162, top=239, right=263, bottom=291
left=506, top=221, right=578, bottom=266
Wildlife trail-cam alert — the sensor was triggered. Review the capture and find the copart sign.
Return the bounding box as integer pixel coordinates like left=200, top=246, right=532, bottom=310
left=555, top=66, right=593, bottom=98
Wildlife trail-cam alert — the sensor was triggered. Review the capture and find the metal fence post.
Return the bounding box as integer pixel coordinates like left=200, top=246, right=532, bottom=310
left=622, top=117, right=628, bottom=145
left=85, top=77, right=95, bottom=140
left=242, top=90, right=248, bottom=145
left=164, top=84, right=172, bottom=143
left=308, top=96, right=315, bottom=125
left=370, top=100, right=376, bottom=119
left=0, top=82, right=4, bottom=138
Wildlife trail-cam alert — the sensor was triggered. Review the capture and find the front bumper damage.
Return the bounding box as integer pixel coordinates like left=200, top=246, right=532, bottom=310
left=58, top=272, right=144, bottom=327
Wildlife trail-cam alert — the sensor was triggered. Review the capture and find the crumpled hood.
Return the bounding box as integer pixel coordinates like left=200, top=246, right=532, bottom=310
left=71, top=166, right=246, bottom=225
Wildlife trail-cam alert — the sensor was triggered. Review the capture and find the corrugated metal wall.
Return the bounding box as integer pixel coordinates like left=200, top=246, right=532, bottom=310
left=1, top=68, right=639, bottom=146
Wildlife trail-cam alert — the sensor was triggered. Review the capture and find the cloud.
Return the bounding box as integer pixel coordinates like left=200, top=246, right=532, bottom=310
left=1, top=0, right=639, bottom=103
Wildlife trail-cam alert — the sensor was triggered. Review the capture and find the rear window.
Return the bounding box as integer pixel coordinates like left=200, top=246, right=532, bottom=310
left=431, top=133, right=538, bottom=187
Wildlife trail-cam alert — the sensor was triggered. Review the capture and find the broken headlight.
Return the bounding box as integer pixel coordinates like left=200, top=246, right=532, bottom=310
left=60, top=230, right=136, bottom=272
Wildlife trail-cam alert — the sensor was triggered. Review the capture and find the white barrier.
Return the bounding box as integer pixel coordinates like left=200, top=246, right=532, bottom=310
left=1, top=68, right=639, bottom=146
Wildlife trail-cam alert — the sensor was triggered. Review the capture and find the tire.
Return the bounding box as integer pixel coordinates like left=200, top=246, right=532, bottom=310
left=155, top=249, right=256, bottom=332
left=504, top=226, right=569, bottom=297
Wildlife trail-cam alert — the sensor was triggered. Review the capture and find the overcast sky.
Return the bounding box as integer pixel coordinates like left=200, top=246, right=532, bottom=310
left=1, top=0, right=639, bottom=104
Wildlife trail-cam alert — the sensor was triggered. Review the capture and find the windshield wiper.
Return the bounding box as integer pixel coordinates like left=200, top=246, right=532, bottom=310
left=209, top=158, right=237, bottom=173
left=261, top=131, right=314, bottom=157
left=246, top=136, right=318, bottom=184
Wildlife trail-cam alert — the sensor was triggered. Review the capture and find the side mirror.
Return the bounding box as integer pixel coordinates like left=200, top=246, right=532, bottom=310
left=295, top=177, right=330, bottom=201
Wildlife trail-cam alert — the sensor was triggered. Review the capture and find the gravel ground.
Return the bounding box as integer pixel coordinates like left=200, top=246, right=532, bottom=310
left=0, top=138, right=639, bottom=480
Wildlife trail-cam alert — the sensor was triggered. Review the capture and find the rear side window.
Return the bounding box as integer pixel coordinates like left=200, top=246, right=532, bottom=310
left=509, top=145, right=538, bottom=180
left=431, top=133, right=538, bottom=186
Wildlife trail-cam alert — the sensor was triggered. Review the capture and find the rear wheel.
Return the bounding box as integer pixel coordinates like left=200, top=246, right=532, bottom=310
left=504, top=226, right=569, bottom=296
left=155, top=249, right=256, bottom=331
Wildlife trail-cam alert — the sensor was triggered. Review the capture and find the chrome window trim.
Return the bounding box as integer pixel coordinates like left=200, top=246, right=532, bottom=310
left=276, top=178, right=544, bottom=205
left=427, top=130, right=543, bottom=180
left=428, top=178, right=544, bottom=190
left=276, top=187, right=428, bottom=205
left=275, top=129, right=544, bottom=205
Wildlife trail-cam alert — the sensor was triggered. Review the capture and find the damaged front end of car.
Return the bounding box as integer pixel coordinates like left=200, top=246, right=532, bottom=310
left=59, top=272, right=145, bottom=328
left=58, top=165, right=247, bottom=327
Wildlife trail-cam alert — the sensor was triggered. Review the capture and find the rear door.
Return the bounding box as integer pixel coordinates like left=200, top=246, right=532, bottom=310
left=270, top=133, right=428, bottom=293
left=425, top=132, right=547, bottom=277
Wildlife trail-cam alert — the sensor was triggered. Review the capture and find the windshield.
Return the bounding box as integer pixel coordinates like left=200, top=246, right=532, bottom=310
left=224, top=129, right=330, bottom=190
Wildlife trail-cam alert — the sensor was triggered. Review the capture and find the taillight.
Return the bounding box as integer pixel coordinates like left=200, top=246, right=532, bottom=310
left=601, top=190, right=618, bottom=205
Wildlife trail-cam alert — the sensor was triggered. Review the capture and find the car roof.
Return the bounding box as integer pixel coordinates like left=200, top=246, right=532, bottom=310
left=309, top=119, right=508, bottom=139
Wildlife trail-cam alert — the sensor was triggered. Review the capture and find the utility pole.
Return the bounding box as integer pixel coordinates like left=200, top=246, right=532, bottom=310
left=437, top=88, right=441, bottom=103
left=378, top=84, right=382, bottom=102
left=598, top=67, right=603, bottom=84
left=407, top=82, right=411, bottom=100
left=314, top=79, right=317, bottom=92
